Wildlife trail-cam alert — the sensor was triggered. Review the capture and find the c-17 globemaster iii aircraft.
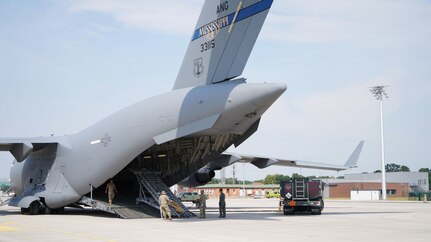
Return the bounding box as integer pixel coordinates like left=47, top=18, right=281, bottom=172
left=0, top=0, right=363, bottom=218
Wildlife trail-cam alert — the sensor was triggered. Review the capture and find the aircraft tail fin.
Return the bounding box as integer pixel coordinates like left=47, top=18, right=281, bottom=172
left=173, top=0, right=274, bottom=90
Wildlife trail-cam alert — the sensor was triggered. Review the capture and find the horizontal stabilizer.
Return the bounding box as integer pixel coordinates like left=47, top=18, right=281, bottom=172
left=0, top=138, right=58, bottom=162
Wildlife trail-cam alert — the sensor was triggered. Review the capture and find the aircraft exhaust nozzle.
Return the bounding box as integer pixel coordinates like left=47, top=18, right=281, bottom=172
left=252, top=82, right=287, bottom=107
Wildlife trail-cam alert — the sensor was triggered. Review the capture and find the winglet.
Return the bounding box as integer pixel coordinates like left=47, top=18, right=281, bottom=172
left=343, top=141, right=365, bottom=168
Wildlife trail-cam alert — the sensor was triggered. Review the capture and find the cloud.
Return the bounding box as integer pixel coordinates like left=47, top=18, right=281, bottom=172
left=68, top=0, right=202, bottom=35
left=264, top=70, right=404, bottom=135
left=67, top=0, right=431, bottom=48
left=263, top=0, right=431, bottom=47
left=229, top=69, right=412, bottom=173
left=263, top=83, right=375, bottom=143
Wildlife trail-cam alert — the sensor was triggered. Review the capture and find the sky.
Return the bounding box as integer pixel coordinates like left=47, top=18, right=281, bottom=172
left=1, top=0, right=430, bottom=181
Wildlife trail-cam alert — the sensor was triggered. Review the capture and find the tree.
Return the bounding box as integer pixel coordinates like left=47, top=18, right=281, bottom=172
left=317, top=176, right=335, bottom=179
left=208, top=178, right=221, bottom=184
left=291, top=173, right=304, bottom=179
left=0, top=184, right=10, bottom=193
left=225, top=178, right=236, bottom=184
left=385, top=163, right=401, bottom=172
left=236, top=180, right=253, bottom=185
left=385, top=163, right=410, bottom=172
left=418, top=168, right=429, bottom=173
left=400, top=165, right=410, bottom=172
left=263, top=174, right=290, bottom=184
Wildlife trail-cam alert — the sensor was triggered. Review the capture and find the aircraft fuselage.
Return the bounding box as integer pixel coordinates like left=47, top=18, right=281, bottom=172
left=10, top=81, right=286, bottom=208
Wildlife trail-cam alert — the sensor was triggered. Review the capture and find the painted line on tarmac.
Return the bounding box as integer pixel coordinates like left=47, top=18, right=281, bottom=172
left=0, top=221, right=117, bottom=242
left=0, top=222, right=18, bottom=232
left=0, top=225, right=18, bottom=232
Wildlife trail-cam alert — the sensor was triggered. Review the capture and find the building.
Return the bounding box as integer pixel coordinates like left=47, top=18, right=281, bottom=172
left=324, top=181, right=409, bottom=199
left=178, top=172, right=429, bottom=200
left=178, top=183, right=279, bottom=198
left=345, top=172, right=428, bottom=192
left=322, top=172, right=429, bottom=199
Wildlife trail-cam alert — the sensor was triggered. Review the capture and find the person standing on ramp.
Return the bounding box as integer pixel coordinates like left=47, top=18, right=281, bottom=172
left=105, top=179, right=117, bottom=205
left=159, top=191, right=172, bottom=220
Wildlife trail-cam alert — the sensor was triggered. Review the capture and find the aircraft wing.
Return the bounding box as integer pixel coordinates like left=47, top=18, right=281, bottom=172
left=0, top=138, right=58, bottom=162
left=207, top=141, right=364, bottom=172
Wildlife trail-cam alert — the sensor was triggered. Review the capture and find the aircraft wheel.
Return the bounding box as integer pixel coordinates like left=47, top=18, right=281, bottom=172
left=44, top=206, right=52, bottom=214
left=20, top=207, right=29, bottom=214
left=29, top=201, right=40, bottom=215
left=53, top=207, right=65, bottom=214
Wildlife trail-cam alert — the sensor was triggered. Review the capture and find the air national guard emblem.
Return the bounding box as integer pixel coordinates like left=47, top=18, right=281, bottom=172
left=193, top=58, right=204, bottom=77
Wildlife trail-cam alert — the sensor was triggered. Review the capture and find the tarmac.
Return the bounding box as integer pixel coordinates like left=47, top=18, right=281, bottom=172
left=0, top=198, right=430, bottom=242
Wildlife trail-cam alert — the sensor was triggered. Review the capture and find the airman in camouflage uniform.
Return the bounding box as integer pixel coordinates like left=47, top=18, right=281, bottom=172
left=218, top=188, right=226, bottom=218
left=198, top=190, right=207, bottom=219
left=105, top=179, right=117, bottom=205
left=159, top=191, right=172, bottom=220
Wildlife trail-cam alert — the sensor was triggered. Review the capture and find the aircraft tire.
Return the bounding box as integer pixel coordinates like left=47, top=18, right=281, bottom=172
left=20, top=207, right=29, bottom=214
left=53, top=207, right=65, bottom=214
left=29, top=201, right=40, bottom=215
left=44, top=206, right=52, bottom=214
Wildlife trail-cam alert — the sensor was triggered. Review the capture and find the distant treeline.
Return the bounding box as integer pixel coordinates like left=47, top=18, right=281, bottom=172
left=210, top=163, right=431, bottom=189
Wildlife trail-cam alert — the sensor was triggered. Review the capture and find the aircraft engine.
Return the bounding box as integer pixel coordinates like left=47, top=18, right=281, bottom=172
left=178, top=168, right=215, bottom=187
left=9, top=160, right=24, bottom=195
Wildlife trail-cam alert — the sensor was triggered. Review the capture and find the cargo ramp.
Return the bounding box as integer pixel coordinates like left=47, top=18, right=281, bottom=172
left=78, top=170, right=194, bottom=219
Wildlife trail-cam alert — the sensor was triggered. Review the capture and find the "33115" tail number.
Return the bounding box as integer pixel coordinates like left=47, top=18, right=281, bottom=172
left=201, top=40, right=215, bottom=52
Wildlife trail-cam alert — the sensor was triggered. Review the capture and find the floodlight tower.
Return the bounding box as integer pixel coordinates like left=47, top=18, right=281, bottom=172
left=370, top=85, right=389, bottom=200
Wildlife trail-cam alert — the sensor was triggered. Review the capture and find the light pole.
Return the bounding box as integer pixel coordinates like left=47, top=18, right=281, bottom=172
left=242, top=164, right=245, bottom=197
left=370, top=85, right=389, bottom=200
left=232, top=164, right=236, bottom=184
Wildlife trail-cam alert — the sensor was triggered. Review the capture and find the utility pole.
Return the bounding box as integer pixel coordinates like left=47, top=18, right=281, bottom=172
left=242, top=164, right=245, bottom=197
left=370, top=85, right=389, bottom=200
left=232, top=164, right=236, bottom=184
